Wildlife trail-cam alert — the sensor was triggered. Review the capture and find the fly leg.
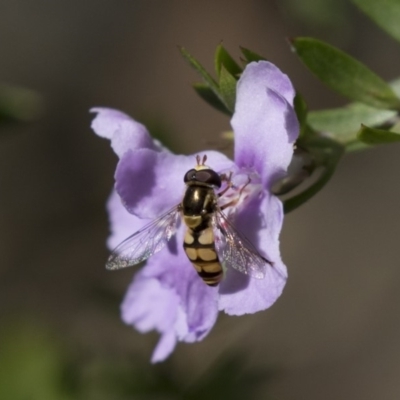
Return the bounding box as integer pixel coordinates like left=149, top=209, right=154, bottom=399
left=218, top=172, right=234, bottom=197
left=220, top=176, right=251, bottom=211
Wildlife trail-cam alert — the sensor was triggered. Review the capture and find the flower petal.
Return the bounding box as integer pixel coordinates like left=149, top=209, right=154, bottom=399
left=232, top=61, right=299, bottom=187
left=151, top=331, right=177, bottom=363
left=122, top=235, right=219, bottom=361
left=106, top=190, right=148, bottom=250
left=121, top=272, right=187, bottom=362
left=141, top=234, right=220, bottom=342
left=90, top=108, right=157, bottom=158
left=121, top=276, right=180, bottom=333
left=115, top=148, right=234, bottom=219
left=218, top=193, right=287, bottom=315
left=183, top=278, right=219, bottom=342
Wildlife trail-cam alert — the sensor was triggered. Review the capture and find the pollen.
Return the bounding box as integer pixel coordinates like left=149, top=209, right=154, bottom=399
left=218, top=169, right=262, bottom=216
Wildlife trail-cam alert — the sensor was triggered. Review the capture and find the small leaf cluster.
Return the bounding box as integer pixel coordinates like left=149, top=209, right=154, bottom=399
left=179, top=44, right=264, bottom=115
left=180, top=0, right=400, bottom=213
left=180, top=45, right=265, bottom=116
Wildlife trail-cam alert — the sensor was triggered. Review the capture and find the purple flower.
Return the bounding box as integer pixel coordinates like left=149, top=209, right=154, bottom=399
left=91, top=61, right=299, bottom=362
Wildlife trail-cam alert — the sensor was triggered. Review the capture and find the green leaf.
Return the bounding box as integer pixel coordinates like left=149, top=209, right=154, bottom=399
left=291, top=37, right=400, bottom=109
left=273, top=146, right=316, bottom=196
left=239, top=47, right=266, bottom=63
left=390, top=121, right=400, bottom=133
left=343, top=140, right=371, bottom=152
left=218, top=66, right=237, bottom=113
left=193, top=83, right=231, bottom=115
left=179, top=47, right=232, bottom=113
left=283, top=136, right=344, bottom=213
left=357, top=124, right=400, bottom=144
left=308, top=77, right=400, bottom=150
left=352, top=0, right=400, bottom=43
left=179, top=47, right=220, bottom=96
left=214, top=44, right=242, bottom=78
left=390, top=77, right=400, bottom=97
left=308, top=103, right=396, bottom=142
left=293, top=92, right=308, bottom=138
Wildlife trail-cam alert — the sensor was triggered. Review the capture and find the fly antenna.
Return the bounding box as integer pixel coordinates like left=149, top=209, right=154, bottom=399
left=196, top=154, right=208, bottom=166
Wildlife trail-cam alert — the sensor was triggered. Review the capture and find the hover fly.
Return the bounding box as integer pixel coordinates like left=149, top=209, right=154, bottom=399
left=106, top=155, right=274, bottom=286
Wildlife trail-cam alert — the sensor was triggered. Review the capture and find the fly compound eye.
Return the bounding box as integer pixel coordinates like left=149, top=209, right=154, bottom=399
left=184, top=169, right=197, bottom=183
left=195, top=169, right=222, bottom=188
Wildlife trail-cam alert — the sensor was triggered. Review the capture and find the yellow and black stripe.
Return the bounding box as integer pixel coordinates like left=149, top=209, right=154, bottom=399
left=183, top=225, right=223, bottom=286
left=181, top=170, right=224, bottom=286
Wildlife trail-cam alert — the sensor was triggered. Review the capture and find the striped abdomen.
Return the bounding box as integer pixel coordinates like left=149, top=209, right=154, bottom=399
left=183, top=225, right=223, bottom=287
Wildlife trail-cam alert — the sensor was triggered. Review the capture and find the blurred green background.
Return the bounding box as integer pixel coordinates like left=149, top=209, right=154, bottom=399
left=1, top=1, right=400, bottom=399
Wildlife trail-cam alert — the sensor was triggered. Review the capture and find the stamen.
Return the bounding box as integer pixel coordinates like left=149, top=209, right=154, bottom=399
left=217, top=170, right=261, bottom=216
left=239, top=176, right=252, bottom=196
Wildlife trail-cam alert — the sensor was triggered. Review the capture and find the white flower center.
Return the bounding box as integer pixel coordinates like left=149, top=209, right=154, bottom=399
left=217, top=168, right=262, bottom=218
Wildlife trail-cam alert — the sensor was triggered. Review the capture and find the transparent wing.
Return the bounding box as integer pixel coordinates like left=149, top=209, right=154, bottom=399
left=212, top=211, right=273, bottom=279
left=106, top=205, right=181, bottom=270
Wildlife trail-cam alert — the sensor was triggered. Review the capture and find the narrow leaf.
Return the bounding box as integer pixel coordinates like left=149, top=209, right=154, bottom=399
left=308, top=77, right=400, bottom=150
left=291, top=37, right=400, bottom=109
left=308, top=104, right=396, bottom=141
left=218, top=66, right=237, bottom=113
left=357, top=124, right=400, bottom=144
left=344, top=140, right=371, bottom=152
left=390, top=121, right=400, bottom=133
left=214, top=44, right=242, bottom=77
left=293, top=92, right=308, bottom=138
left=283, top=137, right=344, bottom=213
left=179, top=47, right=220, bottom=95
left=179, top=47, right=230, bottom=112
left=352, top=0, right=400, bottom=43
left=193, top=83, right=231, bottom=115
left=239, top=47, right=266, bottom=63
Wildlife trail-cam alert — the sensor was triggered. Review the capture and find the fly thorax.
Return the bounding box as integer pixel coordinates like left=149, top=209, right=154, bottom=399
left=182, top=186, right=216, bottom=216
